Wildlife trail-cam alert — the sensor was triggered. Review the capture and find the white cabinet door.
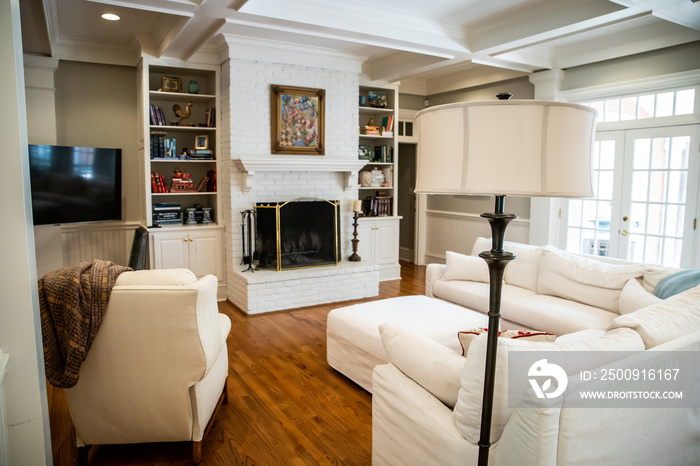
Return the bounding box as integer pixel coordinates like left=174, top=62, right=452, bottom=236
left=357, top=217, right=401, bottom=280
left=152, top=231, right=189, bottom=270
left=188, top=229, right=224, bottom=280
left=150, top=228, right=223, bottom=279
left=375, top=220, right=399, bottom=266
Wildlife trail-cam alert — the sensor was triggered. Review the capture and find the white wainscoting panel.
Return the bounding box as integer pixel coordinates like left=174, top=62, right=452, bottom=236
left=60, top=222, right=142, bottom=267
left=0, top=350, right=9, bottom=466
left=423, top=210, right=530, bottom=263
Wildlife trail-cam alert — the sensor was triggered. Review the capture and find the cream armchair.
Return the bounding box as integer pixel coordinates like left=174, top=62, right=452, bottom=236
left=64, top=269, right=231, bottom=464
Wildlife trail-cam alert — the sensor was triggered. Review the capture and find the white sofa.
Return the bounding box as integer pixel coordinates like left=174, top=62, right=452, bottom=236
left=426, top=237, right=678, bottom=335
left=372, top=283, right=700, bottom=465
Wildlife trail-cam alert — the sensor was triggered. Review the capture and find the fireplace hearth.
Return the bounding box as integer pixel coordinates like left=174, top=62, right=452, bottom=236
left=255, top=197, right=340, bottom=270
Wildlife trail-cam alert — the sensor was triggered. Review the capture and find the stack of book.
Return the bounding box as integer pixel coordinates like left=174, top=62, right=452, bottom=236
left=188, top=149, right=214, bottom=160
left=363, top=126, right=380, bottom=135
left=171, top=177, right=196, bottom=192
left=153, top=203, right=182, bottom=226
left=151, top=171, right=169, bottom=193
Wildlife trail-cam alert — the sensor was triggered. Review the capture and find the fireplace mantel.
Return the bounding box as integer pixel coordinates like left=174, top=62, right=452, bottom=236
left=231, top=158, right=367, bottom=193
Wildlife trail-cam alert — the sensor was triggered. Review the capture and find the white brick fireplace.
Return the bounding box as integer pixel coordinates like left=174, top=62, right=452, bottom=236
left=220, top=50, right=380, bottom=314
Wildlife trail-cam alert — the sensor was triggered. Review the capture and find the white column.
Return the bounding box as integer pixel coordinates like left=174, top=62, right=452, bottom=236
left=0, top=0, right=52, bottom=464
left=528, top=69, right=566, bottom=246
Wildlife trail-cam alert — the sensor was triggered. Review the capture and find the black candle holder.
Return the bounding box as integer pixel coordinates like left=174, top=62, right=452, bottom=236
left=349, top=211, right=361, bottom=261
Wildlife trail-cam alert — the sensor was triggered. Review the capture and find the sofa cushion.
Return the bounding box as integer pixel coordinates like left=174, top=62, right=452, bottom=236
left=619, top=278, right=662, bottom=315
left=608, top=284, right=700, bottom=349
left=642, top=266, right=678, bottom=293
left=537, top=246, right=645, bottom=313
left=443, top=251, right=489, bottom=282
left=457, top=328, right=556, bottom=355
left=432, top=280, right=537, bottom=315
left=500, top=293, right=619, bottom=335
left=471, top=237, right=541, bottom=292
left=115, top=268, right=197, bottom=286
left=654, top=269, right=700, bottom=299
left=454, top=327, right=645, bottom=444
left=379, top=324, right=464, bottom=408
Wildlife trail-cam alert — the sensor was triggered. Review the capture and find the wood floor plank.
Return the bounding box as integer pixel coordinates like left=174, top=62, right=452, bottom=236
left=48, top=261, right=426, bottom=465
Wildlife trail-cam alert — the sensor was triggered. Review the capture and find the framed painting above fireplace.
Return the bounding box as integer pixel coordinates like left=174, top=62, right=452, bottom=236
left=271, top=85, right=325, bottom=155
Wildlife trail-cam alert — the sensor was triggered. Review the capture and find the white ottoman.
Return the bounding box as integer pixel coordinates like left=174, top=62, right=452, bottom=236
left=326, top=295, right=488, bottom=392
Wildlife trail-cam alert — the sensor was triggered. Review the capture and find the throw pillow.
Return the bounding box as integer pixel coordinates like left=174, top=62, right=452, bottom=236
left=457, top=328, right=556, bottom=356
left=537, top=246, right=645, bottom=313
left=470, top=237, right=542, bottom=291
left=654, top=269, right=700, bottom=299
left=443, top=251, right=490, bottom=283
left=608, top=283, right=700, bottom=349
left=379, top=323, right=464, bottom=408
left=619, top=277, right=663, bottom=314
left=454, top=327, right=645, bottom=444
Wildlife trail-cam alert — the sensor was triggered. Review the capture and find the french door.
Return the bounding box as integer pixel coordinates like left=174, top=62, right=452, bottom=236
left=564, top=124, right=700, bottom=268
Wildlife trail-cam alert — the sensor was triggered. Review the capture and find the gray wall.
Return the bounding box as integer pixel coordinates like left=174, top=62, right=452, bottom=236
left=55, top=61, right=142, bottom=222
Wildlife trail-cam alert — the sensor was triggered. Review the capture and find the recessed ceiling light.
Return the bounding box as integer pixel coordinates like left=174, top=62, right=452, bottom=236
left=101, top=13, right=120, bottom=21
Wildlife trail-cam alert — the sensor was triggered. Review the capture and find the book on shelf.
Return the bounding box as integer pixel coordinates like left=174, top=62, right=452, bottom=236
left=196, top=176, right=210, bottom=192
left=373, top=145, right=393, bottom=163
left=150, top=134, right=177, bottom=159
left=206, top=169, right=217, bottom=192
left=153, top=202, right=181, bottom=211
left=204, top=107, right=216, bottom=127
left=171, top=178, right=196, bottom=192
left=151, top=171, right=169, bottom=193
left=363, top=126, right=380, bottom=135
left=380, top=115, right=394, bottom=133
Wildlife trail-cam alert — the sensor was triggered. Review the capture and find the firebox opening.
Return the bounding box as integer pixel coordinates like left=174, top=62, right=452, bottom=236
left=255, top=197, right=340, bottom=270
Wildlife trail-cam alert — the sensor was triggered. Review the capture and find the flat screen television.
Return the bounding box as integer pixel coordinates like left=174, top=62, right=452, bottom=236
left=27, top=144, right=122, bottom=225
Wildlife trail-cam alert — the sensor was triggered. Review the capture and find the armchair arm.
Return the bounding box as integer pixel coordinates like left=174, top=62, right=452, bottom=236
left=425, top=263, right=446, bottom=297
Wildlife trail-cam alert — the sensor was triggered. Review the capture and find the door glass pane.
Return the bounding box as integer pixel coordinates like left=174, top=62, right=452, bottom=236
left=648, top=171, right=667, bottom=202
left=675, top=89, right=695, bottom=115
left=668, top=171, right=687, bottom=203
left=665, top=204, right=685, bottom=237
left=568, top=199, right=582, bottom=227
left=638, top=95, right=655, bottom=118
left=646, top=204, right=664, bottom=235
left=566, top=229, right=581, bottom=254
left=644, top=236, right=662, bottom=264
left=670, top=136, right=690, bottom=169
left=628, top=234, right=645, bottom=262
left=633, top=139, right=650, bottom=168
left=600, top=140, right=615, bottom=169
left=631, top=172, right=649, bottom=201
left=598, top=171, right=614, bottom=199
left=621, top=97, right=637, bottom=120
left=630, top=203, right=646, bottom=233
left=656, top=92, right=674, bottom=117
left=650, top=137, right=669, bottom=169
left=663, top=238, right=683, bottom=267
left=605, top=99, right=620, bottom=122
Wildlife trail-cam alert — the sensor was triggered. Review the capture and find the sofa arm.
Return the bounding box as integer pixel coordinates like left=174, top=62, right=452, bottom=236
left=425, top=263, right=446, bottom=297
left=372, top=363, right=562, bottom=466
left=372, top=363, right=479, bottom=466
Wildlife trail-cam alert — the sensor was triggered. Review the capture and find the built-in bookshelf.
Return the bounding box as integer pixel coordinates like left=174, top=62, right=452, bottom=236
left=357, top=82, right=401, bottom=281
left=358, top=84, right=398, bottom=218
left=139, top=60, right=221, bottom=228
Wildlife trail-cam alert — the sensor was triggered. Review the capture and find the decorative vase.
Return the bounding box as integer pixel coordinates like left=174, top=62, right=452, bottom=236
left=188, top=80, right=199, bottom=94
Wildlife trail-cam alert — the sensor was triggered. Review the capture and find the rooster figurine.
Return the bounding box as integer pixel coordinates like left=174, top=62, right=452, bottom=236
left=173, top=102, right=193, bottom=126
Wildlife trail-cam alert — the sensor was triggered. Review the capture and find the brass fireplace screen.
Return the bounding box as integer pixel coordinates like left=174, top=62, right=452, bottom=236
left=255, top=197, right=340, bottom=271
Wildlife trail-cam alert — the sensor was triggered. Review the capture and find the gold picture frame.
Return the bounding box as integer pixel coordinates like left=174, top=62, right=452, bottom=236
left=271, top=85, right=325, bottom=155
left=162, top=76, right=182, bottom=93
left=195, top=134, right=209, bottom=150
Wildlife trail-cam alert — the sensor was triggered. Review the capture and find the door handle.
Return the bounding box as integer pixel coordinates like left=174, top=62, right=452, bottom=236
left=621, top=230, right=629, bottom=236
left=622, top=216, right=629, bottom=222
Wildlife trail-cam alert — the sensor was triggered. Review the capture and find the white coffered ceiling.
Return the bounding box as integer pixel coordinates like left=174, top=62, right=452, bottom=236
left=20, top=0, right=700, bottom=93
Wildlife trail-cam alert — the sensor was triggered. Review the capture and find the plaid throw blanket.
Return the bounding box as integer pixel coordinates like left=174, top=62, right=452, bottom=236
left=39, top=259, right=131, bottom=388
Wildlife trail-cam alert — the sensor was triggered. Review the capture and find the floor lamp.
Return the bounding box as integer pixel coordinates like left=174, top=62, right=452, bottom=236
left=414, top=97, right=597, bottom=466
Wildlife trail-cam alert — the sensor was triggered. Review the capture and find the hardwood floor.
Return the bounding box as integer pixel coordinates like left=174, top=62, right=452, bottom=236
left=48, top=261, right=426, bottom=465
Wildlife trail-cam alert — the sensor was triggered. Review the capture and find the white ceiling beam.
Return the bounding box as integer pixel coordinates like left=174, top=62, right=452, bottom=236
left=85, top=0, right=197, bottom=17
